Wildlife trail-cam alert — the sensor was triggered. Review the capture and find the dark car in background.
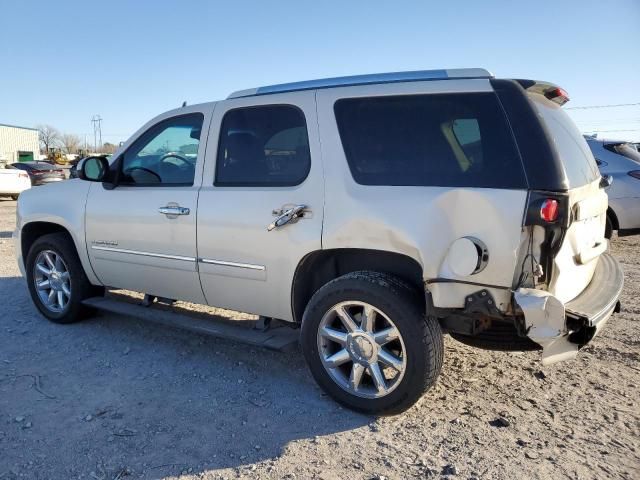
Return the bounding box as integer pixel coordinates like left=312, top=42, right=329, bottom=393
left=8, top=161, right=66, bottom=186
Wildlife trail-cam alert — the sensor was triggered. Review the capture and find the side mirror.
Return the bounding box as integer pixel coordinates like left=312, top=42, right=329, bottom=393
left=600, top=174, right=613, bottom=189
left=77, top=157, right=109, bottom=182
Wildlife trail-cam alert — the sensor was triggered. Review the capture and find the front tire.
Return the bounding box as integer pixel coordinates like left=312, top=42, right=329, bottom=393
left=26, top=233, right=97, bottom=324
left=301, top=271, right=443, bottom=415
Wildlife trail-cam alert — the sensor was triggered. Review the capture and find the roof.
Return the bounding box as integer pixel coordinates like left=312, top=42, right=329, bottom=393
left=0, top=123, right=38, bottom=132
left=228, top=68, right=493, bottom=99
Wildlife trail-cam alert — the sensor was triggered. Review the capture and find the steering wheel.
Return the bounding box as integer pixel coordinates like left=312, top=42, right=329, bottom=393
left=125, top=166, right=161, bottom=183
left=159, top=152, right=192, bottom=166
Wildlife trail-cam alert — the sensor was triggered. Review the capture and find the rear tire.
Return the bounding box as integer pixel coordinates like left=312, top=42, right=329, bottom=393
left=11, top=194, right=19, bottom=201
left=605, top=215, right=613, bottom=239
left=301, top=271, right=443, bottom=415
left=26, top=233, right=98, bottom=324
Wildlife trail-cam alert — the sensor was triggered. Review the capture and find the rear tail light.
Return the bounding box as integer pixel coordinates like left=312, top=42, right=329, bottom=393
left=522, top=192, right=569, bottom=285
left=629, top=171, right=640, bottom=180
left=540, top=199, right=559, bottom=222
left=544, top=87, right=570, bottom=106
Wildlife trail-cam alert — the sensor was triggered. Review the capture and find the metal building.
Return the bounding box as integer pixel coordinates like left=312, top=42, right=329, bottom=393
left=0, top=123, right=40, bottom=166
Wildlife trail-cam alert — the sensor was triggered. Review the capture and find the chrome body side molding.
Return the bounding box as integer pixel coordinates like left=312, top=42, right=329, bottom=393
left=198, top=258, right=266, bottom=271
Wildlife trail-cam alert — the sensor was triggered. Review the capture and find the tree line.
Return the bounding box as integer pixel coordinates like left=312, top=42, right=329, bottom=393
left=36, top=124, right=118, bottom=155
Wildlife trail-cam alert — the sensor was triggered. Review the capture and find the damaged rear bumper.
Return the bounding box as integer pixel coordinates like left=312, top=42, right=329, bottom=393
left=514, top=253, right=623, bottom=365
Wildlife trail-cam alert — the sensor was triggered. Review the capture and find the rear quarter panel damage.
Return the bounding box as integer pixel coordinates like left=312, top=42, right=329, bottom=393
left=321, top=183, right=528, bottom=311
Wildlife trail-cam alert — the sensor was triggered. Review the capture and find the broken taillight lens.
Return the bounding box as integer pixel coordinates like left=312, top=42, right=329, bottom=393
left=540, top=199, right=559, bottom=222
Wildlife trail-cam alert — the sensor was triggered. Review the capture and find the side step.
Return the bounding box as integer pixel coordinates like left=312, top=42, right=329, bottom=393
left=82, top=297, right=299, bottom=352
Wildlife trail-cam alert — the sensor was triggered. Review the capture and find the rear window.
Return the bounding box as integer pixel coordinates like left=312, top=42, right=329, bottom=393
left=528, top=94, right=600, bottom=187
left=334, top=93, right=527, bottom=188
left=604, top=142, right=640, bottom=164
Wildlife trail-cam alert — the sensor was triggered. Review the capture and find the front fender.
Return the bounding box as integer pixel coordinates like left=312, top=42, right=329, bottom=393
left=16, top=180, right=101, bottom=286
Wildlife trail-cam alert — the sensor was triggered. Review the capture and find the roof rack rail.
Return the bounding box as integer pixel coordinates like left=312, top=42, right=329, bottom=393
left=228, top=68, right=493, bottom=99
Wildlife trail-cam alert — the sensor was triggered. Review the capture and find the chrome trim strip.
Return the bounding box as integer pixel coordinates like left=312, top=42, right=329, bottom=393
left=198, top=258, right=265, bottom=271
left=91, top=246, right=196, bottom=262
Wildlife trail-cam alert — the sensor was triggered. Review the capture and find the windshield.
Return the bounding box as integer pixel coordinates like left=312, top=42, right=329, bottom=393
left=604, top=142, right=640, bottom=164
left=528, top=93, right=600, bottom=187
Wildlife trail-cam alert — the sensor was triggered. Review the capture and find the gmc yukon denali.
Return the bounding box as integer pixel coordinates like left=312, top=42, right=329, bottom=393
left=15, top=69, right=624, bottom=414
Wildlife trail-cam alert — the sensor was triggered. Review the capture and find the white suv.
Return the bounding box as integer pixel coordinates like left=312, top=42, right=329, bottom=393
left=15, top=69, right=623, bottom=414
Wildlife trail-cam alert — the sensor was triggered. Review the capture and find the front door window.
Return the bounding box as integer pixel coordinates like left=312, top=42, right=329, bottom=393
left=121, top=114, right=204, bottom=186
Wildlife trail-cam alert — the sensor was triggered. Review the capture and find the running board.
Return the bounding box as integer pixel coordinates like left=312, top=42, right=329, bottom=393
left=82, top=296, right=299, bottom=352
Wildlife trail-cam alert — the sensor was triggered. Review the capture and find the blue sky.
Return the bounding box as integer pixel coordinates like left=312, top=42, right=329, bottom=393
left=2, top=0, right=639, bottom=144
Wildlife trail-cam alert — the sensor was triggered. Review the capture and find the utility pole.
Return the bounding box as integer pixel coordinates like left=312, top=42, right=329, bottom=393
left=91, top=115, right=103, bottom=152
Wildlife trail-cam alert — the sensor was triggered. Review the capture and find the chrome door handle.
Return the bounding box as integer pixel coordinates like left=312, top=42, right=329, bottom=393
left=268, top=204, right=307, bottom=231
left=159, top=206, right=190, bottom=216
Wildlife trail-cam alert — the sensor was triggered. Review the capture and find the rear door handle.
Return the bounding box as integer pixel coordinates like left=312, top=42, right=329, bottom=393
left=268, top=204, right=307, bottom=231
left=159, top=206, right=190, bottom=216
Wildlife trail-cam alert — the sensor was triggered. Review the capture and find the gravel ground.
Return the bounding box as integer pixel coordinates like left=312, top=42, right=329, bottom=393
left=0, top=197, right=638, bottom=480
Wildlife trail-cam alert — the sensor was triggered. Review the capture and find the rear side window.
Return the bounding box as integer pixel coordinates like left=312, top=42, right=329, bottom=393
left=215, top=105, right=310, bottom=186
left=529, top=94, right=600, bottom=187
left=334, top=93, right=527, bottom=188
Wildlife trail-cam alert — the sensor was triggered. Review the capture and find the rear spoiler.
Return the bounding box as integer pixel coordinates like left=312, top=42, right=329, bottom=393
left=514, top=79, right=570, bottom=106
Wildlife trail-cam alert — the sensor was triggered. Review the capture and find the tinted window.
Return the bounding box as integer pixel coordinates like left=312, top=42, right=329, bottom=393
left=121, top=113, right=203, bottom=186
left=334, top=93, right=527, bottom=188
left=529, top=94, right=600, bottom=187
left=215, top=105, right=310, bottom=186
left=604, top=142, right=640, bottom=164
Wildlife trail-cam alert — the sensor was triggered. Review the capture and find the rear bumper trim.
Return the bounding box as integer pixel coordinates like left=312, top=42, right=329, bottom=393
left=565, top=252, right=624, bottom=328
left=514, top=252, right=623, bottom=364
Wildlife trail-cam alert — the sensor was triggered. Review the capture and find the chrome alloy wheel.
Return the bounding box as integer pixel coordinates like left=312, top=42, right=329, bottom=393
left=317, top=301, right=407, bottom=399
left=33, top=250, right=71, bottom=313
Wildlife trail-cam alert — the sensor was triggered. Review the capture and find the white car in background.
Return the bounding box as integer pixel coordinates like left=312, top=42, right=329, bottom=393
left=0, top=167, right=31, bottom=200
left=585, top=136, right=640, bottom=237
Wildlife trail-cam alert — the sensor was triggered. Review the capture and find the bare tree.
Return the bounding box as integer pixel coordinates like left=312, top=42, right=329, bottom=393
left=60, top=133, right=81, bottom=154
left=100, top=142, right=118, bottom=154
left=36, top=125, right=61, bottom=154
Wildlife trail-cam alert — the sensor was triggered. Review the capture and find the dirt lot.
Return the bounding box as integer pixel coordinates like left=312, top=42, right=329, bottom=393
left=0, top=197, right=638, bottom=480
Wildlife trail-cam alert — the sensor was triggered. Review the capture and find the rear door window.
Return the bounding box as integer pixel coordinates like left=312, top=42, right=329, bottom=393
left=333, top=93, right=527, bottom=188
left=215, top=105, right=311, bottom=186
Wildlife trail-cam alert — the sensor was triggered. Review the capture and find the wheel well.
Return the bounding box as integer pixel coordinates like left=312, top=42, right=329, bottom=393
left=21, top=222, right=73, bottom=263
left=291, top=249, right=424, bottom=323
left=607, top=208, right=619, bottom=230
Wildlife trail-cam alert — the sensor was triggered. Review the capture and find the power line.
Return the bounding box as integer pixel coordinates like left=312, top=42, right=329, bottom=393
left=575, top=117, right=640, bottom=122
left=91, top=115, right=103, bottom=150
left=582, top=129, right=640, bottom=133
left=566, top=102, right=640, bottom=110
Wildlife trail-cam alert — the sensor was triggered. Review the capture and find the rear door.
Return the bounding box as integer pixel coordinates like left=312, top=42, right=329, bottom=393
left=196, top=91, right=323, bottom=321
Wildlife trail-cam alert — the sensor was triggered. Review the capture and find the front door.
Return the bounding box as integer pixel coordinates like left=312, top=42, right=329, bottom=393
left=197, top=91, right=324, bottom=321
left=85, top=109, right=211, bottom=303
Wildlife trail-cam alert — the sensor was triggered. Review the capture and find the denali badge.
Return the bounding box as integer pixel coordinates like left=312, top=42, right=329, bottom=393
left=91, top=240, right=118, bottom=247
